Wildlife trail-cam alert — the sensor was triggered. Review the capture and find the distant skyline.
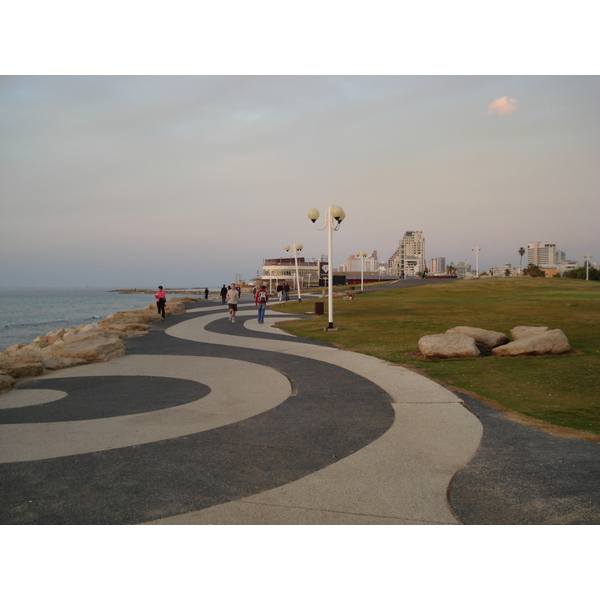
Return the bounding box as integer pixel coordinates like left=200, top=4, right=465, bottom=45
left=2, top=75, right=599, bottom=288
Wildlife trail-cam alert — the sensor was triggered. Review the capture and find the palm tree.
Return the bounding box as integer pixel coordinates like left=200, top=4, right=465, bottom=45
left=518, top=247, right=525, bottom=275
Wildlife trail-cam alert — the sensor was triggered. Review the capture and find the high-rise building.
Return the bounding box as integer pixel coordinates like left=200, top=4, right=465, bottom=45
left=388, top=231, right=425, bottom=277
left=527, top=242, right=558, bottom=267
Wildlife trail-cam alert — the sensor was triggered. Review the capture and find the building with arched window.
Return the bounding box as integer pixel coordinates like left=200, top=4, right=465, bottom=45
left=260, top=256, right=322, bottom=291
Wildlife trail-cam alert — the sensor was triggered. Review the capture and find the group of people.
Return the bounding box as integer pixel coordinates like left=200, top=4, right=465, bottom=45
left=275, top=281, right=290, bottom=301
left=155, top=283, right=271, bottom=325
left=221, top=283, right=270, bottom=324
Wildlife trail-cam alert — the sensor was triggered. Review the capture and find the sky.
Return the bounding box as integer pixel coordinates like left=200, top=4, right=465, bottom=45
left=1, top=74, right=599, bottom=288
left=1, top=1, right=599, bottom=289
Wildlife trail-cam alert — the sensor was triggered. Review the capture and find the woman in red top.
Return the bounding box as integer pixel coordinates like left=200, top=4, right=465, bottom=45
left=155, top=286, right=166, bottom=318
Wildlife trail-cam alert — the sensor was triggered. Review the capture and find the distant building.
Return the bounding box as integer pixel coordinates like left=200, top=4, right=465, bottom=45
left=528, top=242, right=558, bottom=268
left=388, top=231, right=425, bottom=277
left=430, top=257, right=446, bottom=275
left=558, top=260, right=580, bottom=275
left=455, top=262, right=471, bottom=277
left=342, top=251, right=379, bottom=273
left=261, top=256, right=321, bottom=290
left=499, top=263, right=518, bottom=277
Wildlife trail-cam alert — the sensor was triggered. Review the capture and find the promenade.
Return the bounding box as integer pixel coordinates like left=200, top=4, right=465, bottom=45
left=1, top=290, right=599, bottom=525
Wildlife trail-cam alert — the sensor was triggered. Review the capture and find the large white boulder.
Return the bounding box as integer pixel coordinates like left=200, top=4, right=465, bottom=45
left=418, top=334, right=481, bottom=359
left=510, top=326, right=549, bottom=340
left=445, top=326, right=509, bottom=351
left=493, top=329, right=571, bottom=356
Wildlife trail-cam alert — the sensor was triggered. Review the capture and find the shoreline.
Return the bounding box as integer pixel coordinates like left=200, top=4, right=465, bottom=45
left=0, top=295, right=200, bottom=394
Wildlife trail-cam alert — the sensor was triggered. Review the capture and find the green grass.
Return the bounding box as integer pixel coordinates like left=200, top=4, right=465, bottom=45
left=271, top=278, right=600, bottom=438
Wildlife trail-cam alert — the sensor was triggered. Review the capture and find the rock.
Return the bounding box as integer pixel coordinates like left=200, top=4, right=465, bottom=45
left=100, top=322, right=150, bottom=338
left=418, top=334, right=481, bottom=359
left=52, top=336, right=125, bottom=363
left=44, top=328, right=68, bottom=345
left=0, top=374, right=16, bottom=393
left=102, top=312, right=147, bottom=325
left=61, top=329, right=112, bottom=345
left=510, top=326, right=549, bottom=340
left=75, top=323, right=102, bottom=335
left=31, top=335, right=51, bottom=349
left=134, top=308, right=165, bottom=323
left=41, top=357, right=90, bottom=370
left=493, top=329, right=571, bottom=356
left=4, top=343, right=26, bottom=356
left=165, top=302, right=186, bottom=315
left=445, top=326, right=509, bottom=351
left=0, top=357, right=45, bottom=378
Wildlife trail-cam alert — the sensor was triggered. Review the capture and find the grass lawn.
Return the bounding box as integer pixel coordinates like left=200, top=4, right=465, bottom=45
left=271, top=278, right=600, bottom=441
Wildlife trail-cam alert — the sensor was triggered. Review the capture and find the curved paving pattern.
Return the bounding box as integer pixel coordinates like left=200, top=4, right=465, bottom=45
left=3, top=298, right=435, bottom=524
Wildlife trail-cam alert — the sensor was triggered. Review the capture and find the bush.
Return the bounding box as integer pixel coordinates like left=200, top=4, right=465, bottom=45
left=564, top=267, right=600, bottom=281
left=523, top=264, right=546, bottom=277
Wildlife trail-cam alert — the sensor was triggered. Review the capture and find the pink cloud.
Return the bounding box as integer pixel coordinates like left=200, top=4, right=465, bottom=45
left=487, top=96, right=518, bottom=116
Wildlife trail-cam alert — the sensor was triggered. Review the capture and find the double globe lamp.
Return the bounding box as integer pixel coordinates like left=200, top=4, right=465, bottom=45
left=308, top=205, right=345, bottom=330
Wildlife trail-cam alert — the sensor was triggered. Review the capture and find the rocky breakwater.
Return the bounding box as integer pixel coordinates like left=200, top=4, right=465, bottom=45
left=418, top=325, right=571, bottom=359
left=0, top=297, right=197, bottom=394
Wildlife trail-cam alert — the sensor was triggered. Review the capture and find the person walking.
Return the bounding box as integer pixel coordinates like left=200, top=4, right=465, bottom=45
left=204, top=287, right=209, bottom=300
left=283, top=281, right=290, bottom=301
left=155, top=286, right=166, bottom=318
left=276, top=283, right=283, bottom=301
left=255, top=285, right=269, bottom=324
left=220, top=284, right=227, bottom=305
left=226, top=284, right=239, bottom=322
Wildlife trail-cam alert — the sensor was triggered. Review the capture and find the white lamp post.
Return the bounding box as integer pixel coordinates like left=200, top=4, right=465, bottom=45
left=285, top=243, right=304, bottom=301
left=584, top=255, right=593, bottom=281
left=471, top=247, right=481, bottom=278
left=357, top=252, right=367, bottom=291
left=308, top=205, right=345, bottom=330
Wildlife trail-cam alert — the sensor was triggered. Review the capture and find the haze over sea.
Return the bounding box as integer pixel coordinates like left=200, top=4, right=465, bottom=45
left=0, top=287, right=214, bottom=351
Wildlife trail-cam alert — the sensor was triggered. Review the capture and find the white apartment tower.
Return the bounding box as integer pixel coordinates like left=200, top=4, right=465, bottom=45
left=527, top=242, right=558, bottom=268
left=388, top=231, right=426, bottom=277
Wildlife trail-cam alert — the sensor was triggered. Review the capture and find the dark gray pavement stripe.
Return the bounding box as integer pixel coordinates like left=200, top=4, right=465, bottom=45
left=3, top=376, right=210, bottom=424
left=449, top=392, right=600, bottom=524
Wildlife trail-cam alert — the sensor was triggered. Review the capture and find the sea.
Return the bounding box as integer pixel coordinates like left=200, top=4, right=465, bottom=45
left=0, top=287, right=164, bottom=352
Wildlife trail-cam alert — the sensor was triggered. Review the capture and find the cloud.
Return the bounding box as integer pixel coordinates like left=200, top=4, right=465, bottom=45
left=487, top=96, right=518, bottom=116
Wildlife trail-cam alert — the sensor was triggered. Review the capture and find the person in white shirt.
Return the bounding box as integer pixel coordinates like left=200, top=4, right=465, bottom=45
left=225, top=284, right=239, bottom=322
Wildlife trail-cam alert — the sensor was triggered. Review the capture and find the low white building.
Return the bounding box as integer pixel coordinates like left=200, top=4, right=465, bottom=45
left=558, top=260, right=580, bottom=275
left=261, top=256, right=321, bottom=291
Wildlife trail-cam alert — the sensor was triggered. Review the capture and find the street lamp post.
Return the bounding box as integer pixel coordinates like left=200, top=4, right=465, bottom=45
left=471, top=247, right=481, bottom=278
left=308, top=205, right=345, bottom=330
left=357, top=252, right=367, bottom=291
left=285, top=243, right=304, bottom=301
left=584, top=255, right=593, bottom=281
